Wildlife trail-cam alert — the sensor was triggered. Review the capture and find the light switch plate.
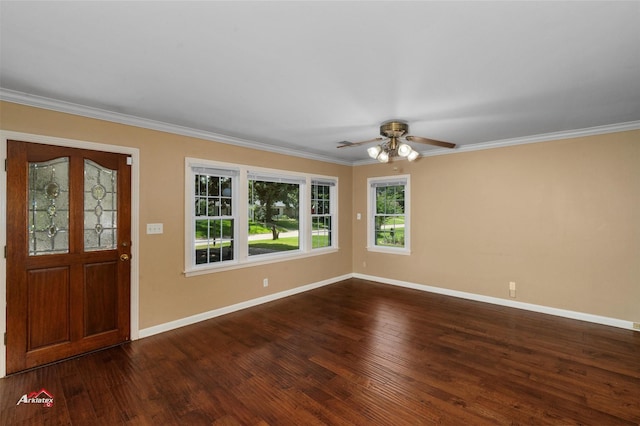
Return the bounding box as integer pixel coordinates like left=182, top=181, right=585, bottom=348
left=147, top=223, right=163, bottom=234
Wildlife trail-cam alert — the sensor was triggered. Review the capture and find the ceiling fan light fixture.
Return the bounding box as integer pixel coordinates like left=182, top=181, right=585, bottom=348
left=377, top=150, right=390, bottom=163
left=367, top=145, right=382, bottom=159
left=397, top=142, right=412, bottom=157
left=407, top=149, right=419, bottom=162
left=336, top=120, right=455, bottom=162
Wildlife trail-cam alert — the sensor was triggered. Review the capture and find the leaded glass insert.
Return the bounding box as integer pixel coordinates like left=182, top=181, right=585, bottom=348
left=28, top=157, right=70, bottom=255
left=84, top=159, right=118, bottom=251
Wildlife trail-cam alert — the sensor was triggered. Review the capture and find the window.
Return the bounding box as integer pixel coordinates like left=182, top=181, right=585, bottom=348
left=368, top=175, right=410, bottom=254
left=192, top=166, right=238, bottom=266
left=186, top=158, right=338, bottom=275
left=311, top=179, right=335, bottom=249
left=248, top=172, right=304, bottom=257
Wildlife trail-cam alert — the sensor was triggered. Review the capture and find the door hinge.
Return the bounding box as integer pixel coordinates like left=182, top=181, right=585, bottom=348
left=3, top=246, right=6, bottom=259
left=3, top=332, right=6, bottom=346
left=126, top=157, right=132, bottom=166
left=4, top=158, right=6, bottom=172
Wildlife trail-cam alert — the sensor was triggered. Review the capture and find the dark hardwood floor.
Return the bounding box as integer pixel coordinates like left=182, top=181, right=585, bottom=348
left=1, top=278, right=639, bottom=425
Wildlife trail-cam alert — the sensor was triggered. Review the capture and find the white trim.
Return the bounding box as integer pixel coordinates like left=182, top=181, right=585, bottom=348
left=184, top=247, right=339, bottom=277
left=367, top=175, right=411, bottom=254
left=145, top=271, right=637, bottom=341
left=310, top=179, right=338, bottom=251
left=0, top=89, right=352, bottom=166
left=139, top=274, right=351, bottom=338
left=0, top=130, right=141, bottom=378
left=365, top=246, right=412, bottom=256
left=185, top=158, right=242, bottom=270
left=353, top=273, right=638, bottom=332
left=184, top=157, right=339, bottom=276
left=5, top=89, right=639, bottom=168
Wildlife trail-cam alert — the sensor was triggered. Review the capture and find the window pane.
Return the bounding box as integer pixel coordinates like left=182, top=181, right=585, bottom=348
left=221, top=219, right=234, bottom=240
left=376, top=187, right=384, bottom=214
left=28, top=157, right=70, bottom=255
left=208, top=176, right=220, bottom=196
left=84, top=159, right=118, bottom=252
left=248, top=180, right=299, bottom=256
left=221, top=177, right=232, bottom=196
left=375, top=217, right=404, bottom=247
left=374, top=183, right=406, bottom=249
left=195, top=219, right=210, bottom=241
left=198, top=175, right=207, bottom=196
left=195, top=197, right=207, bottom=216
left=194, top=173, right=235, bottom=266
left=311, top=183, right=333, bottom=249
left=312, top=216, right=331, bottom=248
left=208, top=199, right=219, bottom=217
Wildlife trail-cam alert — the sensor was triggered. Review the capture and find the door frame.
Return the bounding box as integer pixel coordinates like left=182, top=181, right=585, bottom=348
left=0, top=130, right=140, bottom=378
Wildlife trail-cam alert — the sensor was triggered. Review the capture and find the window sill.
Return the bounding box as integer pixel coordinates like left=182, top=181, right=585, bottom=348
left=366, top=246, right=411, bottom=256
left=184, top=247, right=340, bottom=277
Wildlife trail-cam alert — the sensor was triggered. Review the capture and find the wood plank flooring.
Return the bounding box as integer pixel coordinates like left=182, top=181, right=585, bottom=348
left=1, top=278, right=639, bottom=425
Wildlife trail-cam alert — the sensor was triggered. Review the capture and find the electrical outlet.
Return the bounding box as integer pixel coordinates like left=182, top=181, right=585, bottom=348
left=263, top=278, right=269, bottom=288
left=509, top=281, right=516, bottom=298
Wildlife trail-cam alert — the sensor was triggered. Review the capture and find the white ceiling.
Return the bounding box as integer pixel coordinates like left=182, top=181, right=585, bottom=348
left=1, top=1, right=639, bottom=164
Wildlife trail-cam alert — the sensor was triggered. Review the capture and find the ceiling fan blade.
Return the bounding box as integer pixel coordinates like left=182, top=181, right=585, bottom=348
left=405, top=135, right=456, bottom=149
left=337, top=137, right=385, bottom=148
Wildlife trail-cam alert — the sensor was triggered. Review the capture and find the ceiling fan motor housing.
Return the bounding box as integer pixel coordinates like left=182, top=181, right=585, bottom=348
left=380, top=121, right=409, bottom=138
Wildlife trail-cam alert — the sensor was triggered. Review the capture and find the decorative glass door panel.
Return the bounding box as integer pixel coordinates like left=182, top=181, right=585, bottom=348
left=84, top=159, right=118, bottom=251
left=7, top=140, right=131, bottom=374
left=28, top=157, right=70, bottom=255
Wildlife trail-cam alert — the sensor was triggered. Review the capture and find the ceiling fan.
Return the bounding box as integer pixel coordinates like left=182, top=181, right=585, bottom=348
left=337, top=120, right=456, bottom=162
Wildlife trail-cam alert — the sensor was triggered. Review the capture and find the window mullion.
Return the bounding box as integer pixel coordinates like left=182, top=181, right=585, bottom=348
left=301, top=177, right=311, bottom=251
left=237, top=167, right=249, bottom=261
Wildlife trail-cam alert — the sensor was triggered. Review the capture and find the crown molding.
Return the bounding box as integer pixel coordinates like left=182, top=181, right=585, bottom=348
left=3, top=88, right=638, bottom=167
left=0, top=89, right=352, bottom=166
left=429, top=120, right=640, bottom=157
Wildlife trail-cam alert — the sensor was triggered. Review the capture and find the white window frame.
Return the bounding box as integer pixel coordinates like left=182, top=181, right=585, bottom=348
left=185, top=158, right=339, bottom=276
left=311, top=178, right=337, bottom=251
left=247, top=170, right=306, bottom=257
left=367, top=175, right=411, bottom=255
left=191, top=165, right=240, bottom=268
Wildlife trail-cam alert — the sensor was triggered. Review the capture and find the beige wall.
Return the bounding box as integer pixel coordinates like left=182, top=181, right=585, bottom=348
left=1, top=102, right=353, bottom=329
left=2, top=101, right=638, bottom=327
left=352, top=130, right=640, bottom=322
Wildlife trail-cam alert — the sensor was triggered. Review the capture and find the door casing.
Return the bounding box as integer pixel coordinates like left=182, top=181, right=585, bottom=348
left=0, top=130, right=140, bottom=378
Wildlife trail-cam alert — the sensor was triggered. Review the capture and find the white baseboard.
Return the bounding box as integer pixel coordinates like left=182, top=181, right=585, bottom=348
left=139, top=272, right=636, bottom=340
left=138, top=274, right=352, bottom=339
left=353, top=273, right=637, bottom=332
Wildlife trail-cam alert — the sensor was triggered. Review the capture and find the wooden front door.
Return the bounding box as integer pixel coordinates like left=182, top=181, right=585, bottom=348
left=6, top=140, right=131, bottom=374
